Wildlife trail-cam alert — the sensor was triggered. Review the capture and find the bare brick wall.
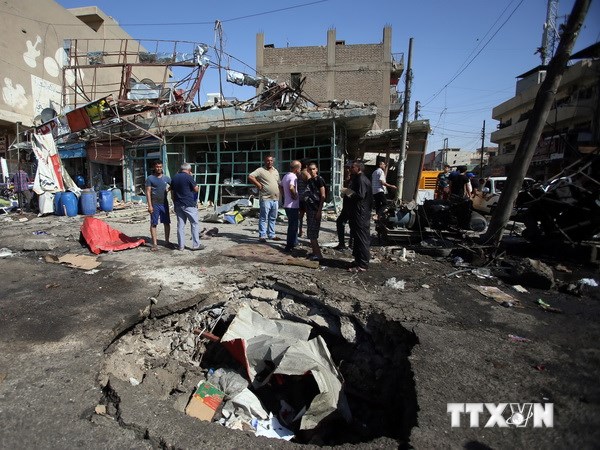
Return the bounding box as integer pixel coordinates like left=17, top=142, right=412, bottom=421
left=260, top=42, right=390, bottom=128
left=336, top=44, right=383, bottom=64
left=263, top=47, right=327, bottom=67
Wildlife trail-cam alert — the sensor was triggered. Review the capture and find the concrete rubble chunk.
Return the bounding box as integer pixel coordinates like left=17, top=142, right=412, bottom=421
left=511, top=258, right=555, bottom=290
left=249, top=287, right=279, bottom=301
left=340, top=316, right=357, bottom=344
left=22, top=238, right=59, bottom=251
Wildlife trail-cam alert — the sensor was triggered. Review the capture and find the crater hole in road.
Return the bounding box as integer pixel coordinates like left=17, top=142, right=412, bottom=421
left=98, top=283, right=419, bottom=446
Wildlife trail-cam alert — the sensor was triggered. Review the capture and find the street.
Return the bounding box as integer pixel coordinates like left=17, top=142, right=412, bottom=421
left=0, top=206, right=599, bottom=449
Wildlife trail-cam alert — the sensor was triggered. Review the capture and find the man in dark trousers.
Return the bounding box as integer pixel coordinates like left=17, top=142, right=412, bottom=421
left=334, top=161, right=353, bottom=250
left=347, top=160, right=372, bottom=273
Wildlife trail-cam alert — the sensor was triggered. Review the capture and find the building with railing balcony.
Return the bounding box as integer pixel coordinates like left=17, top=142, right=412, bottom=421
left=490, top=42, right=600, bottom=179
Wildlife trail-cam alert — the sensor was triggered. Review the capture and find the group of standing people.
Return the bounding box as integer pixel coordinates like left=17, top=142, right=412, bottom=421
left=145, top=154, right=378, bottom=273
left=436, top=164, right=483, bottom=201
left=249, top=155, right=374, bottom=272
left=145, top=160, right=205, bottom=252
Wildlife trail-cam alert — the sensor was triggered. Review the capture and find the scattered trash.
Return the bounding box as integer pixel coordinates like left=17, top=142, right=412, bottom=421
left=578, top=278, right=598, bottom=287
left=186, top=381, right=226, bottom=422
left=536, top=299, right=563, bottom=313
left=95, top=405, right=107, bottom=415
left=84, top=269, right=100, bottom=275
left=421, top=284, right=430, bottom=289
left=18, top=217, right=28, bottom=222
left=446, top=268, right=472, bottom=277
left=554, top=264, right=572, bottom=273
left=508, top=334, right=531, bottom=343
left=0, top=248, right=14, bottom=258
left=45, top=254, right=101, bottom=271
left=200, top=227, right=219, bottom=239
left=469, top=284, right=521, bottom=307
left=384, top=277, right=405, bottom=290
left=512, top=285, right=529, bottom=293
left=32, top=230, right=48, bottom=235
left=452, top=256, right=466, bottom=267
left=471, top=268, right=492, bottom=278
left=45, top=283, right=60, bottom=289
left=129, top=377, right=140, bottom=386
left=532, top=364, right=546, bottom=372
left=223, top=211, right=244, bottom=224
left=254, top=414, right=295, bottom=441
left=220, top=305, right=351, bottom=431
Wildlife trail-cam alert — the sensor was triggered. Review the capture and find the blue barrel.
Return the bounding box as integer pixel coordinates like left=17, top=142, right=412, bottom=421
left=60, top=191, right=78, bottom=217
left=53, top=192, right=64, bottom=216
left=75, top=175, right=86, bottom=189
left=80, top=189, right=97, bottom=215
left=99, top=190, right=113, bottom=212
left=111, top=187, right=122, bottom=202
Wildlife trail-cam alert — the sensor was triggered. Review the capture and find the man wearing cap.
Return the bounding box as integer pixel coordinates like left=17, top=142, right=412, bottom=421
left=467, top=173, right=479, bottom=197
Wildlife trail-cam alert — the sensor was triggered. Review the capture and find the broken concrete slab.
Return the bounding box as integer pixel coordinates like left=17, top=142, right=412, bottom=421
left=22, top=238, right=59, bottom=251
left=510, top=258, right=555, bottom=290
left=249, top=288, right=278, bottom=301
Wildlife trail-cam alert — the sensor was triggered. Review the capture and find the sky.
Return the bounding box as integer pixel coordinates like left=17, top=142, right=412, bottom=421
left=56, top=0, right=600, bottom=152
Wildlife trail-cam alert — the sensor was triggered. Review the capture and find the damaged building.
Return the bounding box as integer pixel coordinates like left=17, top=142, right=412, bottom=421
left=1, top=1, right=428, bottom=208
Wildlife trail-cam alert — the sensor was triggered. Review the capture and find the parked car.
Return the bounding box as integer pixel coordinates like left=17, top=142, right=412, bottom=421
left=472, top=176, right=536, bottom=215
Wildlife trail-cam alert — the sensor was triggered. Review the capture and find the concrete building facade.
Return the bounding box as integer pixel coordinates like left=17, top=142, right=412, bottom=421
left=0, top=0, right=164, bottom=181
left=256, top=26, right=403, bottom=132
left=490, top=45, right=600, bottom=179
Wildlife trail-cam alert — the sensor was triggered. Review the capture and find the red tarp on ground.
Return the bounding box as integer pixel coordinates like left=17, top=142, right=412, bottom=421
left=81, top=216, right=145, bottom=255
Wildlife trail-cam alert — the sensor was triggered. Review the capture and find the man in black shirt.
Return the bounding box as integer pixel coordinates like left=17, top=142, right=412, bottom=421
left=347, top=161, right=372, bottom=272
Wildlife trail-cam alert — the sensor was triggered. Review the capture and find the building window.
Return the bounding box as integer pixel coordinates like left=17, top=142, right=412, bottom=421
left=290, top=73, right=302, bottom=90
left=503, top=142, right=516, bottom=154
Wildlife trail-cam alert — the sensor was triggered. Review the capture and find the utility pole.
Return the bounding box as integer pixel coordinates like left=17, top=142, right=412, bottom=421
left=396, top=37, right=413, bottom=201
left=442, top=137, right=449, bottom=170
left=414, top=101, right=420, bottom=121
left=482, top=0, right=590, bottom=246
left=15, top=121, right=21, bottom=175
left=479, top=120, right=485, bottom=178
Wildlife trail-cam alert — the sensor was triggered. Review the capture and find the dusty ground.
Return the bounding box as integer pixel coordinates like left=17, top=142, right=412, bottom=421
left=0, top=204, right=599, bottom=449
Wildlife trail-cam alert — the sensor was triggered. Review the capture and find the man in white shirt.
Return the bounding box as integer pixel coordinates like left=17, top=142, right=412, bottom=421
left=371, top=160, right=396, bottom=219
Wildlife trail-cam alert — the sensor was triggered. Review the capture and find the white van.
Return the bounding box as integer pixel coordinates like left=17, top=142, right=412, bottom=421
left=472, top=176, right=535, bottom=214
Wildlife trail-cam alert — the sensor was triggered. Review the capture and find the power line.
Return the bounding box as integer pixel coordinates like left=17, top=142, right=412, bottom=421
left=0, top=0, right=330, bottom=27
left=422, top=0, right=525, bottom=107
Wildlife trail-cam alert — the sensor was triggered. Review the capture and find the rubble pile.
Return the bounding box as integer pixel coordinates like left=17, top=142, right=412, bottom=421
left=98, top=277, right=418, bottom=446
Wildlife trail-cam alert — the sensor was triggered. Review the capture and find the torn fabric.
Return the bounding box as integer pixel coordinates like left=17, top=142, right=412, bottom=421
left=81, top=216, right=145, bottom=254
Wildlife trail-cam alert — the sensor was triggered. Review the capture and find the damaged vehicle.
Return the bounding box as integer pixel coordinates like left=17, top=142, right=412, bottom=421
left=520, top=170, right=600, bottom=243
left=472, top=176, right=536, bottom=215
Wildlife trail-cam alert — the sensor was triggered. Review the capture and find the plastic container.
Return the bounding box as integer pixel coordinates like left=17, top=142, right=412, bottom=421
left=60, top=191, right=78, bottom=217
left=111, top=187, right=123, bottom=202
left=79, top=189, right=97, bottom=215
left=99, top=190, right=114, bottom=212
left=75, top=175, right=86, bottom=189
left=53, top=192, right=64, bottom=216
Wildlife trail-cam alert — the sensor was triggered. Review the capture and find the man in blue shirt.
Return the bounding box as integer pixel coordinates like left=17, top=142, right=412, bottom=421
left=171, top=162, right=204, bottom=251
left=145, top=160, right=171, bottom=251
